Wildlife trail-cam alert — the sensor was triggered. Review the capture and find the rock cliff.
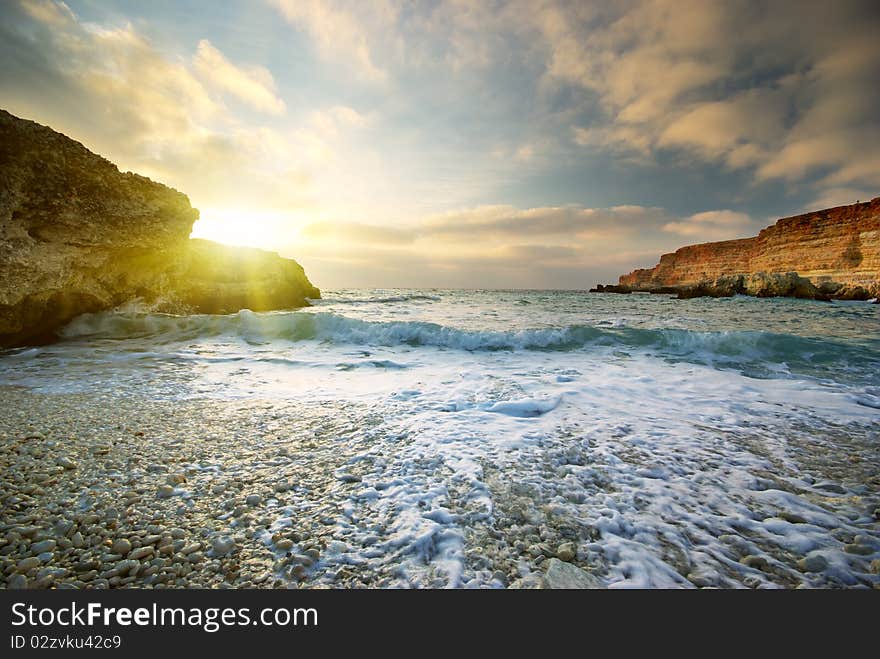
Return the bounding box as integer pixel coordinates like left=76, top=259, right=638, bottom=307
left=616, top=198, right=880, bottom=300
left=0, top=109, right=319, bottom=347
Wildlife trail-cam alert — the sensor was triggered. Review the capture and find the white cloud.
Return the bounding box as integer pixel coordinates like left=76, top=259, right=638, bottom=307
left=0, top=0, right=308, bottom=212
left=288, top=201, right=765, bottom=288
left=309, top=105, right=370, bottom=138
left=663, top=210, right=757, bottom=240
left=803, top=188, right=877, bottom=213
left=18, top=0, right=74, bottom=26
left=193, top=40, right=286, bottom=115
left=268, top=0, right=393, bottom=82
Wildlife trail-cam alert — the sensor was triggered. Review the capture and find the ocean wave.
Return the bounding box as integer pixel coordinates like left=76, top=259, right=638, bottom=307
left=311, top=293, right=441, bottom=305
left=59, top=309, right=880, bottom=378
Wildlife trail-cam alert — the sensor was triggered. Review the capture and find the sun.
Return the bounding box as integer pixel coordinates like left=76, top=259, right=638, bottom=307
left=190, top=208, right=297, bottom=250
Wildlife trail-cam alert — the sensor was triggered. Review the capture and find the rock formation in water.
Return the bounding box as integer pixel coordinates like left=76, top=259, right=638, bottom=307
left=606, top=198, right=880, bottom=300
left=0, top=109, right=320, bottom=347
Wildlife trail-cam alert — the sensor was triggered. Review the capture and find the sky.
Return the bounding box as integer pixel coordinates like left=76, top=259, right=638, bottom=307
left=1, top=0, right=878, bottom=289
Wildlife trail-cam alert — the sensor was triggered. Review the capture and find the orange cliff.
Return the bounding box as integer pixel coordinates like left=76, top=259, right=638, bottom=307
left=617, top=197, right=880, bottom=299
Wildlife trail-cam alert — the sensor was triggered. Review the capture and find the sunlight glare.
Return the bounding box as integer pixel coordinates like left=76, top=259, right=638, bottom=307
left=190, top=208, right=301, bottom=250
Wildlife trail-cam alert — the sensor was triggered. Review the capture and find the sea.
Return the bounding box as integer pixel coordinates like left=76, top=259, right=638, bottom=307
left=1, top=289, right=879, bottom=587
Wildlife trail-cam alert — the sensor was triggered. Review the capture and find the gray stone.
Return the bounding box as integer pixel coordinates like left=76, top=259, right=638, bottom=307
left=157, top=485, right=174, bottom=498
left=8, top=574, right=28, bottom=589
left=797, top=555, right=828, bottom=572
left=814, top=482, right=846, bottom=495
left=779, top=512, right=807, bottom=524
left=111, top=539, right=132, bottom=555
left=542, top=558, right=606, bottom=589
left=30, top=539, right=56, bottom=554
left=211, top=537, right=236, bottom=557
left=16, top=556, right=41, bottom=572
left=686, top=571, right=716, bottom=588
left=556, top=542, right=577, bottom=562
left=508, top=573, right=543, bottom=589
left=53, top=520, right=74, bottom=537
left=740, top=555, right=770, bottom=571
left=246, top=494, right=262, bottom=507
left=115, top=560, right=139, bottom=576
left=843, top=544, right=874, bottom=556
left=129, top=546, right=153, bottom=560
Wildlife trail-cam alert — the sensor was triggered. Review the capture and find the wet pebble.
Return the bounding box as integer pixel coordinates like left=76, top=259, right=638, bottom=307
left=556, top=542, right=576, bottom=562
left=740, top=555, right=770, bottom=571
left=843, top=544, right=874, bottom=556
left=797, top=555, right=828, bottom=572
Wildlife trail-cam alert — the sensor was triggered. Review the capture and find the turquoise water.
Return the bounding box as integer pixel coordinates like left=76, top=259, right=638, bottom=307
left=10, top=288, right=875, bottom=392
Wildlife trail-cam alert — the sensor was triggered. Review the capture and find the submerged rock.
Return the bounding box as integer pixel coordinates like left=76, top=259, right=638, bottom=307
left=797, top=555, right=828, bottom=572
left=0, top=109, right=320, bottom=348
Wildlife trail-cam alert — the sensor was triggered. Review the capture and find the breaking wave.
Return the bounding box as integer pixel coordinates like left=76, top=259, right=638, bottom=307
left=59, top=309, right=880, bottom=382
left=311, top=293, right=441, bottom=305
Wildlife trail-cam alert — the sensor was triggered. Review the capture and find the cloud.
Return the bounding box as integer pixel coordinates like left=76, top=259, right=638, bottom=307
left=287, top=202, right=765, bottom=287
left=264, top=0, right=879, bottom=211
left=19, top=0, right=74, bottom=25
left=663, top=210, right=757, bottom=240
left=309, top=105, right=370, bottom=138
left=547, top=0, right=880, bottom=199
left=422, top=204, right=670, bottom=240
left=0, top=0, right=307, bottom=211
left=193, top=40, right=286, bottom=115
left=803, top=188, right=877, bottom=213
left=4, top=0, right=876, bottom=291
left=299, top=221, right=415, bottom=244
left=656, top=89, right=788, bottom=168
left=268, top=0, right=392, bottom=82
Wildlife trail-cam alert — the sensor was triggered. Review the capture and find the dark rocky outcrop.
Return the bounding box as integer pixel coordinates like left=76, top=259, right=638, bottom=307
left=0, top=109, right=319, bottom=347
left=597, top=197, right=880, bottom=301
left=673, top=272, right=829, bottom=301
left=588, top=284, right=632, bottom=294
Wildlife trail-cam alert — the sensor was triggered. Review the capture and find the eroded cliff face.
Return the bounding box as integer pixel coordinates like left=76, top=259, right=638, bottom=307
left=619, top=198, right=880, bottom=298
left=0, top=110, right=319, bottom=347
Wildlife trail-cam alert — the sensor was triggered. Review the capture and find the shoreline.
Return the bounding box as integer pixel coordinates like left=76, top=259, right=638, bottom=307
left=2, top=383, right=879, bottom=589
